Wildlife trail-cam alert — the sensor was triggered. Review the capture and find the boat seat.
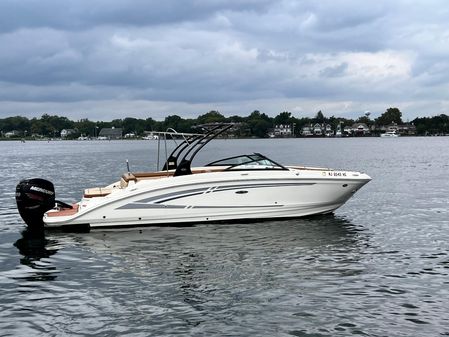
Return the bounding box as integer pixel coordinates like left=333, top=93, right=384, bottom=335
left=119, top=167, right=226, bottom=187
left=120, top=171, right=175, bottom=188
left=122, top=172, right=176, bottom=181
left=84, top=187, right=113, bottom=198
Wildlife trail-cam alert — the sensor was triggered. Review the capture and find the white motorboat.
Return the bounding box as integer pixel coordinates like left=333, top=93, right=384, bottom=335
left=16, top=124, right=371, bottom=230
left=380, top=130, right=399, bottom=137
left=142, top=133, right=159, bottom=140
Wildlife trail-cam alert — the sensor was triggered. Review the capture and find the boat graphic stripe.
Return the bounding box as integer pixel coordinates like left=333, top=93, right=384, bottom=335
left=214, top=183, right=313, bottom=192
left=117, top=204, right=284, bottom=210
left=192, top=204, right=283, bottom=209
left=159, top=183, right=313, bottom=203
left=134, top=187, right=209, bottom=204
left=117, top=204, right=186, bottom=209
left=116, top=183, right=312, bottom=210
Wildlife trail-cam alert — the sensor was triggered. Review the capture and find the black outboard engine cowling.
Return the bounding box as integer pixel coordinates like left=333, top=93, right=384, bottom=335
left=16, top=178, right=56, bottom=228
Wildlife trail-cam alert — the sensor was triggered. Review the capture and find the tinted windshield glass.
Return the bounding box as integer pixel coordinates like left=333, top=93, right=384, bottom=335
left=206, top=154, right=286, bottom=170
left=206, top=155, right=258, bottom=166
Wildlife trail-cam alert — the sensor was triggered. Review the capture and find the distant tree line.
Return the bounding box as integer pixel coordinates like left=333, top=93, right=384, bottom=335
left=1, top=108, right=448, bottom=138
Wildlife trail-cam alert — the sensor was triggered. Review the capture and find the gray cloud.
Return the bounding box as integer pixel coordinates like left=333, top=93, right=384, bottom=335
left=1, top=0, right=449, bottom=120
left=0, top=0, right=273, bottom=32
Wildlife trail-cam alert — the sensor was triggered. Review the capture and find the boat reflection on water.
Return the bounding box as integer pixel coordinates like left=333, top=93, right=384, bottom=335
left=69, top=214, right=368, bottom=317
left=13, top=214, right=368, bottom=287
left=13, top=228, right=61, bottom=281
left=75, top=214, right=365, bottom=252
left=73, top=214, right=367, bottom=283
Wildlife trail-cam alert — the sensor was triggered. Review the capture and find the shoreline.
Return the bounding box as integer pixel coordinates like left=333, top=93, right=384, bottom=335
left=2, top=134, right=449, bottom=142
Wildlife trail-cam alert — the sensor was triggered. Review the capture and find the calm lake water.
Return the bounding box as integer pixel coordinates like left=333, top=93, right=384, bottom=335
left=0, top=137, right=448, bottom=336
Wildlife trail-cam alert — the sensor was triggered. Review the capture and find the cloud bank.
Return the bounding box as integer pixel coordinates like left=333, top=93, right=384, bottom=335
left=1, top=0, right=448, bottom=120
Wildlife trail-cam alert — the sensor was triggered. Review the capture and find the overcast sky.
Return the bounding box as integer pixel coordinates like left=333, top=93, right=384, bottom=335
left=1, top=0, right=448, bottom=121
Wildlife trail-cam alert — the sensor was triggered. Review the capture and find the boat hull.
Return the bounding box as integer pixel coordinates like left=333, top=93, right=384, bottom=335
left=380, top=132, right=399, bottom=137
left=43, top=169, right=371, bottom=229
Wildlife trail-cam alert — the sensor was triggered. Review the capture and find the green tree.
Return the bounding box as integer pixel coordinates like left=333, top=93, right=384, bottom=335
left=197, top=111, right=227, bottom=124
left=314, top=110, right=325, bottom=124
left=0, top=116, right=31, bottom=134
left=246, top=110, right=273, bottom=137
left=144, top=117, right=157, bottom=131
left=110, top=119, right=123, bottom=128
left=123, top=117, right=146, bottom=135
left=274, top=111, right=292, bottom=125
left=413, top=114, right=449, bottom=135
left=74, top=118, right=96, bottom=136
left=247, top=110, right=271, bottom=122
left=228, top=115, right=245, bottom=123
left=376, top=107, right=403, bottom=125
left=33, top=114, right=75, bottom=136
left=356, top=116, right=372, bottom=125
left=163, top=115, right=183, bottom=131
left=249, top=119, right=271, bottom=138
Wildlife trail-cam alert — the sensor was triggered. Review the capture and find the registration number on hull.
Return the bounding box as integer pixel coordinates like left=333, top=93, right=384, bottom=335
left=324, top=171, right=347, bottom=177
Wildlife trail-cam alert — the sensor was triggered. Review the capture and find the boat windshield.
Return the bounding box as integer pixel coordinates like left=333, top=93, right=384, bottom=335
left=206, top=153, right=287, bottom=170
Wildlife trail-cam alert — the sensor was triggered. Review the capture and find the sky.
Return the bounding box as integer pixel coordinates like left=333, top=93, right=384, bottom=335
left=1, top=0, right=449, bottom=121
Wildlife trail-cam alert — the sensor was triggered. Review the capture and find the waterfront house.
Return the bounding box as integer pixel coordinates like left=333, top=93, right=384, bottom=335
left=379, top=122, right=416, bottom=136
left=343, top=126, right=353, bottom=136
left=351, top=123, right=370, bottom=136
left=99, top=127, right=123, bottom=140
left=300, top=123, right=333, bottom=137
left=300, top=125, right=313, bottom=136
left=60, top=129, right=77, bottom=138
left=4, top=130, right=21, bottom=138
left=269, top=124, right=293, bottom=137
left=335, top=123, right=342, bottom=137
left=313, top=123, right=322, bottom=136
left=398, top=123, right=416, bottom=135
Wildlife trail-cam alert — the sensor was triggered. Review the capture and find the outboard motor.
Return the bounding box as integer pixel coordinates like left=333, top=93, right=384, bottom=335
left=16, top=178, right=56, bottom=228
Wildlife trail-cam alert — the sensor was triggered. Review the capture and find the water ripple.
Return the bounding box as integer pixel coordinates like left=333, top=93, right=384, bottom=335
left=1, top=138, right=449, bottom=336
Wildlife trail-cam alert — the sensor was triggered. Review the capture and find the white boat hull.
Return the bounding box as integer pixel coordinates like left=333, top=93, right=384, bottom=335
left=43, top=169, right=370, bottom=229
left=380, top=132, right=399, bottom=137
